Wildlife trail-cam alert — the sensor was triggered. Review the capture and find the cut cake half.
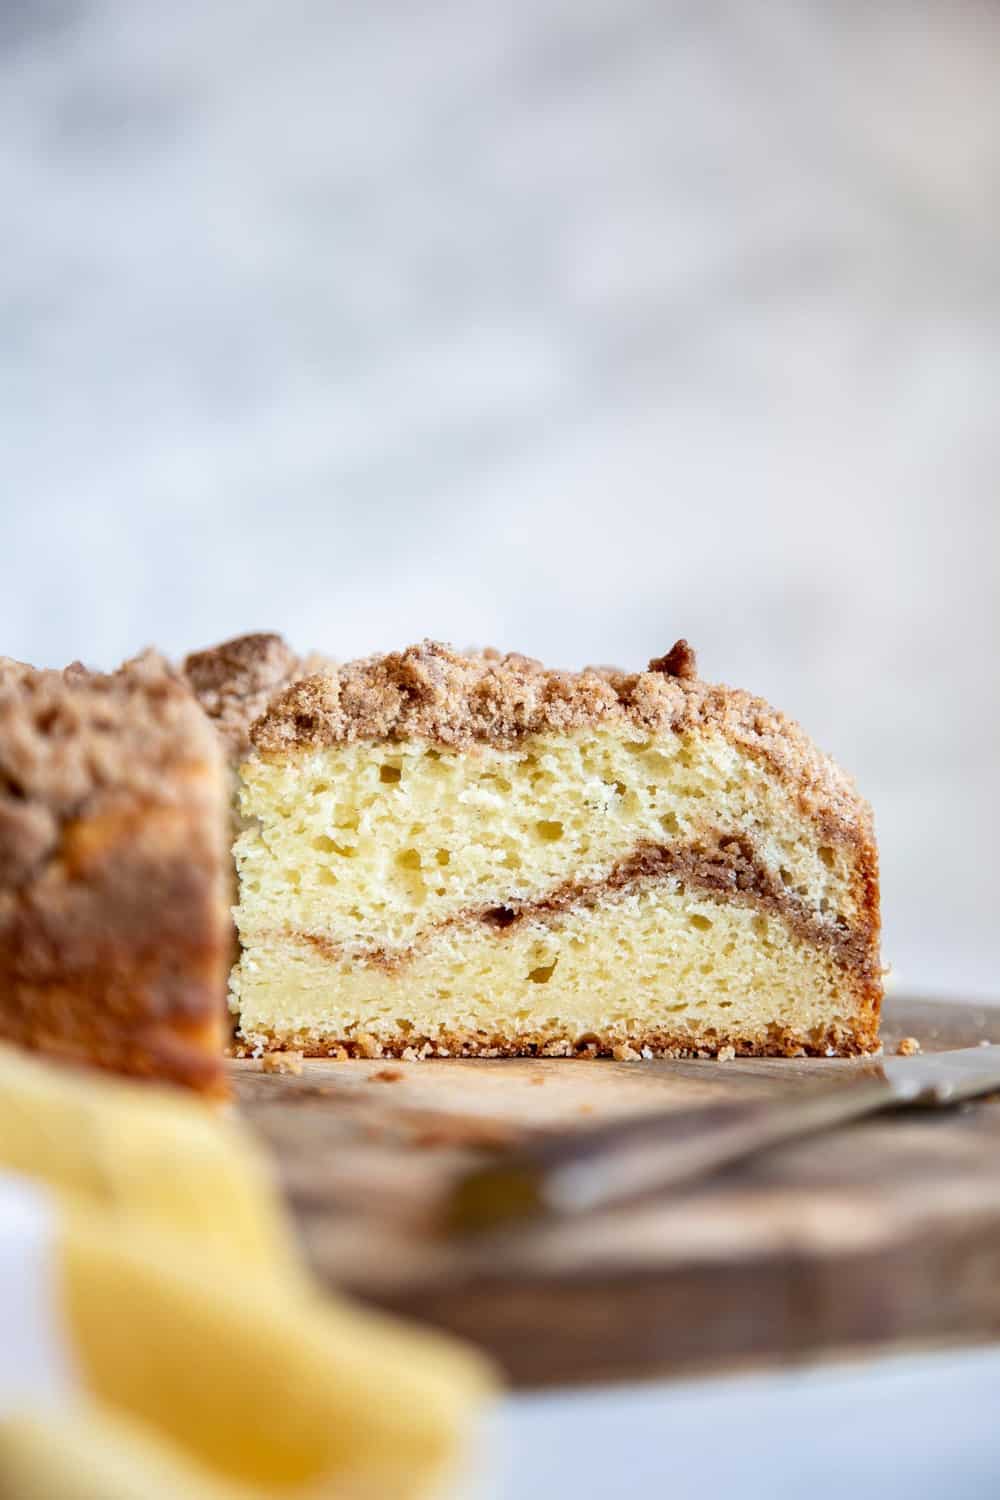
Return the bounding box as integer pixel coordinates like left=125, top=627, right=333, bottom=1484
left=217, top=638, right=881, bottom=1060
left=0, top=654, right=231, bottom=1091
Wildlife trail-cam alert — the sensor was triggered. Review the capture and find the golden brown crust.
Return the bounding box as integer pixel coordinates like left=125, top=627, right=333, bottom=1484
left=235, top=1013, right=881, bottom=1061
left=0, top=655, right=230, bottom=1092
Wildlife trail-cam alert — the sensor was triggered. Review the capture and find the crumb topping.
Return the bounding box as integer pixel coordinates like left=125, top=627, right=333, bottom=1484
left=649, top=639, right=698, bottom=679
left=249, top=639, right=869, bottom=836
left=0, top=652, right=220, bottom=887
left=0, top=658, right=33, bottom=685
left=183, top=633, right=306, bottom=756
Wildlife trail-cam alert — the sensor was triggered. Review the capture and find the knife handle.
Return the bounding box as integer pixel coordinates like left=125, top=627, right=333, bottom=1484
left=448, top=1073, right=894, bottom=1233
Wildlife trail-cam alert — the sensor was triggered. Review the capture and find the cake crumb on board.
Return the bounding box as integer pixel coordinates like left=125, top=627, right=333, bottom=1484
left=260, top=1050, right=304, bottom=1076
left=896, top=1036, right=921, bottom=1057
left=371, top=1067, right=404, bottom=1083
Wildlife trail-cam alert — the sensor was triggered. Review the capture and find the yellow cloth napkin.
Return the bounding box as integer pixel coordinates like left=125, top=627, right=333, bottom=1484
left=0, top=1042, right=295, bottom=1269
left=0, top=1045, right=493, bottom=1499
left=0, top=1402, right=253, bottom=1500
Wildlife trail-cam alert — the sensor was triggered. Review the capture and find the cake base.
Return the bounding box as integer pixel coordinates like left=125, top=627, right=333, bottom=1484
left=234, top=1020, right=879, bottom=1062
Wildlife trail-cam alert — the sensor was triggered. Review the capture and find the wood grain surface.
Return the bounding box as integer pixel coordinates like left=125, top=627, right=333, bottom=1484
left=232, top=995, right=1000, bottom=1387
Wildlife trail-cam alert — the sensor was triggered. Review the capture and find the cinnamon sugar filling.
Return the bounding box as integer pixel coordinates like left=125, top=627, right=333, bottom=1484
left=288, top=831, right=873, bottom=976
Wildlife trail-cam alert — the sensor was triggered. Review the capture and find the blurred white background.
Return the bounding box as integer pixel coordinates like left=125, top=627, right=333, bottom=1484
left=1, top=0, right=997, bottom=997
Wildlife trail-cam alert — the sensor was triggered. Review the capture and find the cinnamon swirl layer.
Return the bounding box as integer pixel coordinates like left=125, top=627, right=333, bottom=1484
left=234, top=873, right=880, bottom=1059
left=291, top=832, right=876, bottom=974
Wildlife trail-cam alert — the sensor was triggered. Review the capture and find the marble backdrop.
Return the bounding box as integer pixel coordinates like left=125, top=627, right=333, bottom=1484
left=1, top=0, right=998, bottom=995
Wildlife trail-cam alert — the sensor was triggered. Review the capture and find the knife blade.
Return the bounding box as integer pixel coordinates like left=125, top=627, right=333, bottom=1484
left=446, top=1044, right=1000, bottom=1234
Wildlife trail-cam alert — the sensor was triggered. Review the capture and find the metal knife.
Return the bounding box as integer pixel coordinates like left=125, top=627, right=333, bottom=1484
left=446, top=1045, right=1000, bottom=1234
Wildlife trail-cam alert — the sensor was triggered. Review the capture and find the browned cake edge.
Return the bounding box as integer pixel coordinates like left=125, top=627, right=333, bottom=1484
left=0, top=654, right=231, bottom=1093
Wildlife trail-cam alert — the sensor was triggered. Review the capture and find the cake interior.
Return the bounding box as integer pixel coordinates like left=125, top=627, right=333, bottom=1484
left=232, top=725, right=878, bottom=1058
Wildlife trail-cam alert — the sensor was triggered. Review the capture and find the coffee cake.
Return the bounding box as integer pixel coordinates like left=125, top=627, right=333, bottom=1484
left=0, top=653, right=230, bottom=1091
left=209, top=637, right=881, bottom=1060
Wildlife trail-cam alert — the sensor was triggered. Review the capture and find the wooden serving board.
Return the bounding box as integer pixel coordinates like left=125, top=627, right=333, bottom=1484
left=232, top=994, right=1000, bottom=1388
